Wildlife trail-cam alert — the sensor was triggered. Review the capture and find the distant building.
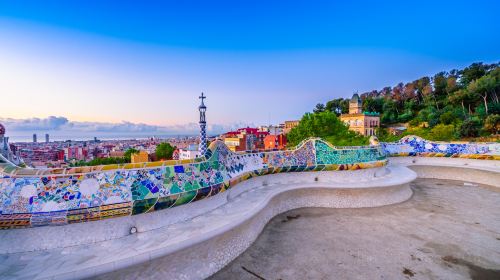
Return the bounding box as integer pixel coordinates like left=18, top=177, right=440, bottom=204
left=131, top=150, right=149, bottom=163
left=45, top=134, right=49, bottom=143
left=223, top=137, right=242, bottom=152
left=33, top=134, right=37, bottom=143
left=222, top=127, right=269, bottom=151
left=109, top=150, right=125, bottom=158
left=63, top=147, right=88, bottom=161
left=283, top=120, right=299, bottom=134
left=259, top=125, right=283, bottom=135
left=179, top=144, right=201, bottom=160
left=264, top=134, right=287, bottom=150
left=340, top=93, right=380, bottom=136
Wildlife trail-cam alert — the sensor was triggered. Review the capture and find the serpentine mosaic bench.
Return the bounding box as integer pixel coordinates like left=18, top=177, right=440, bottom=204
left=1, top=135, right=498, bottom=230
left=381, top=135, right=500, bottom=160
left=0, top=138, right=386, bottom=229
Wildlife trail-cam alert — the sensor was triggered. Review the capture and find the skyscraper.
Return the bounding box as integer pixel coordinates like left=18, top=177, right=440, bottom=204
left=198, top=92, right=207, bottom=156
left=33, top=134, right=37, bottom=143
left=45, top=133, right=49, bottom=143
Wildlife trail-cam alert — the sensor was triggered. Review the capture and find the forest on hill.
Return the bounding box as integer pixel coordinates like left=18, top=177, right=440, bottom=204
left=313, top=62, right=500, bottom=142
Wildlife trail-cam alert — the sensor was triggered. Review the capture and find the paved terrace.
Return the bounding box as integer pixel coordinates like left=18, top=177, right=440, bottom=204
left=210, top=178, right=500, bottom=280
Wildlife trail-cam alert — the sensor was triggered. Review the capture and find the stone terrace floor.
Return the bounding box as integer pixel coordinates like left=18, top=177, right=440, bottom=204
left=210, top=178, right=500, bottom=280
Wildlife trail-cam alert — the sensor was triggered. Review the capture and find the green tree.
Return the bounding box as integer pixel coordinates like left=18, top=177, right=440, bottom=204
left=433, top=72, right=448, bottom=98
left=124, top=148, right=139, bottom=162
left=458, top=119, right=480, bottom=138
left=460, top=62, right=487, bottom=86
left=362, top=97, right=384, bottom=113
left=381, top=99, right=398, bottom=123
left=156, top=143, right=175, bottom=160
left=313, top=103, right=326, bottom=113
left=484, top=114, right=500, bottom=135
left=287, top=111, right=368, bottom=147
left=439, top=111, right=457, bottom=125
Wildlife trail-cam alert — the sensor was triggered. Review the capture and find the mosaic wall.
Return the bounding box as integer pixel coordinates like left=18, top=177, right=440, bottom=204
left=0, top=138, right=386, bottom=229
left=382, top=135, right=500, bottom=160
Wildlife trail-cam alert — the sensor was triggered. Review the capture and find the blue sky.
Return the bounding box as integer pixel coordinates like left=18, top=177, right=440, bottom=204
left=0, top=0, right=499, bottom=137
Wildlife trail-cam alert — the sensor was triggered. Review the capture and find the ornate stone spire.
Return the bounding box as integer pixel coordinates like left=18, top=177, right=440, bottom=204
left=198, top=92, right=207, bottom=156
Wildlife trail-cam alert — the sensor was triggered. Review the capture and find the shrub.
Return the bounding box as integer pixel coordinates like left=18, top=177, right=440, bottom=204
left=484, top=114, right=500, bottom=135
left=458, top=119, right=481, bottom=138
left=428, top=124, right=455, bottom=141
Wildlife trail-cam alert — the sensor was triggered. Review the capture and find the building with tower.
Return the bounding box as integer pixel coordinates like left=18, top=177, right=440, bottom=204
left=340, top=93, right=380, bottom=136
left=198, top=92, right=207, bottom=156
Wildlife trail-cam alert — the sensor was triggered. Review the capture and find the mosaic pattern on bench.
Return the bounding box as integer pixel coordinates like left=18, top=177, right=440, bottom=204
left=381, top=135, right=500, bottom=160
left=0, top=138, right=386, bottom=229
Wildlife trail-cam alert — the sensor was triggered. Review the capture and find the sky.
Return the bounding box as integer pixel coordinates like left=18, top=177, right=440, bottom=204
left=0, top=0, right=499, bottom=139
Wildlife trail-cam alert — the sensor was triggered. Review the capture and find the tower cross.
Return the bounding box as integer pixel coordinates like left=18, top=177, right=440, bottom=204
left=199, top=92, right=206, bottom=103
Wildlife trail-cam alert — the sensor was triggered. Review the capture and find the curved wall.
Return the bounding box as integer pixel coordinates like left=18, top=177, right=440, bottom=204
left=382, top=135, right=500, bottom=160
left=0, top=166, right=416, bottom=280
left=390, top=157, right=500, bottom=187
left=0, top=138, right=386, bottom=229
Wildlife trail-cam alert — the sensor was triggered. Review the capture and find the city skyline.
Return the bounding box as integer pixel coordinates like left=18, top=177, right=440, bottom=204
left=1, top=1, right=499, bottom=136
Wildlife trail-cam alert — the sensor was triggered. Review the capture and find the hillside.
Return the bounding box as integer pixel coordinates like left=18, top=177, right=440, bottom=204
left=314, top=62, right=500, bottom=142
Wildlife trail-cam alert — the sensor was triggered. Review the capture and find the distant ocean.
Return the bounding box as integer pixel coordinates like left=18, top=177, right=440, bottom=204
left=7, top=133, right=198, bottom=143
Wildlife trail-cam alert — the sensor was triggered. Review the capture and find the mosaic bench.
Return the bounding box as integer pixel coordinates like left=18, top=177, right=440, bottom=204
left=381, top=135, right=500, bottom=160
left=0, top=138, right=387, bottom=229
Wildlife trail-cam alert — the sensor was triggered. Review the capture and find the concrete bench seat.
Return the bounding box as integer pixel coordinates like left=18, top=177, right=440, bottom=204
left=390, top=157, right=500, bottom=188
left=0, top=166, right=416, bottom=280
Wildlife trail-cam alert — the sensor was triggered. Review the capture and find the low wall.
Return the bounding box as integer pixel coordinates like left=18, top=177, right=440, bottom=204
left=382, top=135, right=500, bottom=160
left=390, top=157, right=500, bottom=187
left=0, top=138, right=387, bottom=229
left=0, top=166, right=416, bottom=279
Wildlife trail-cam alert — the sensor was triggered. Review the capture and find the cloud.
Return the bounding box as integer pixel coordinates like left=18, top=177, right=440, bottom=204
left=0, top=116, right=70, bottom=131
left=0, top=116, right=254, bottom=135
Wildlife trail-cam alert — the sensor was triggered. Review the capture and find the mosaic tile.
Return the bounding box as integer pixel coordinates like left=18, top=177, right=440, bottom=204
left=0, top=138, right=393, bottom=228
left=381, top=135, right=500, bottom=158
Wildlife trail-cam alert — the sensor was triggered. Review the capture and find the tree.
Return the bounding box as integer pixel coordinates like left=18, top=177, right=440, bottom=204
left=467, top=74, right=498, bottom=115
left=449, top=89, right=473, bottom=118
left=439, top=111, right=458, bottom=125
left=381, top=99, right=398, bottom=123
left=460, top=62, right=487, bottom=86
left=362, top=97, right=384, bottom=113
left=325, top=98, right=348, bottom=115
left=313, top=103, right=326, bottom=113
left=124, top=148, right=139, bottom=162
left=156, top=143, right=175, bottom=160
left=287, top=111, right=368, bottom=147
left=458, top=119, right=480, bottom=138
left=433, top=72, right=448, bottom=97
left=484, top=114, right=500, bottom=135
left=446, top=75, right=458, bottom=94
